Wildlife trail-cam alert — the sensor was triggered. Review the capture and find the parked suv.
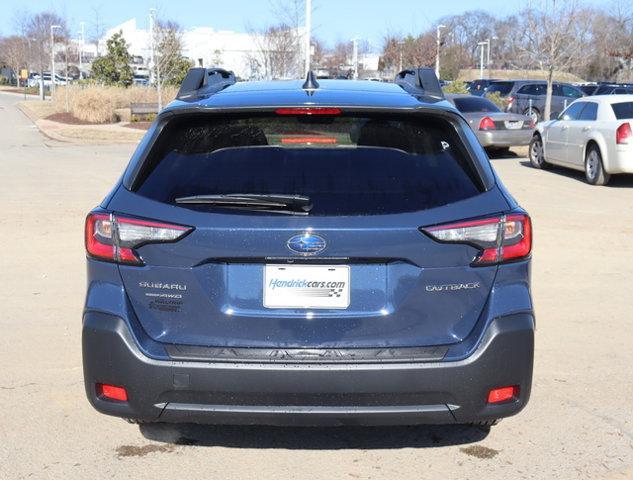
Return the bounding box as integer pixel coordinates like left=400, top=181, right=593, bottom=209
left=486, top=80, right=583, bottom=123
left=82, top=68, right=534, bottom=427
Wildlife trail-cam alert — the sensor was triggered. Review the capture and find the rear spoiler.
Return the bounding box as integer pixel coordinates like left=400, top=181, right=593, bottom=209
left=176, top=68, right=236, bottom=101
left=395, top=68, right=444, bottom=100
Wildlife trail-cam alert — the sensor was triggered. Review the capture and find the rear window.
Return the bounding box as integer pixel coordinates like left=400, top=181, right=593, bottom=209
left=486, top=82, right=514, bottom=96
left=134, top=114, right=483, bottom=216
left=612, top=102, right=633, bottom=119
left=452, top=97, right=500, bottom=113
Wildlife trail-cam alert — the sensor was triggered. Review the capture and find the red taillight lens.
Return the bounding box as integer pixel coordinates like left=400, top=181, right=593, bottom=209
left=423, top=213, right=532, bottom=266
left=97, top=383, right=128, bottom=402
left=479, top=116, right=496, bottom=130
left=616, top=122, right=632, bottom=145
left=487, top=385, right=519, bottom=404
left=85, top=213, right=191, bottom=266
left=275, top=107, right=342, bottom=115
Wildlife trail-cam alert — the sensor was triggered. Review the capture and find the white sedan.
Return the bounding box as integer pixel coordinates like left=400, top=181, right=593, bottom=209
left=528, top=95, right=633, bottom=185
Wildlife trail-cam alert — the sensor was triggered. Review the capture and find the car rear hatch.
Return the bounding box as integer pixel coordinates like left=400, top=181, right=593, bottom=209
left=104, top=109, right=513, bottom=350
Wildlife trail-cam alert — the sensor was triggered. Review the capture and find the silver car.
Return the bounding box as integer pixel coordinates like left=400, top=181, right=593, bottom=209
left=446, top=94, right=534, bottom=151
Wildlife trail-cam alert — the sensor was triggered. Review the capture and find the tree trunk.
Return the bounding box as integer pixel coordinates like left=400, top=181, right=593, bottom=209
left=544, top=66, right=554, bottom=121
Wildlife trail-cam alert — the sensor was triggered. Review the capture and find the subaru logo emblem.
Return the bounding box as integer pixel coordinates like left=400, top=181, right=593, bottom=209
left=287, top=233, right=327, bottom=255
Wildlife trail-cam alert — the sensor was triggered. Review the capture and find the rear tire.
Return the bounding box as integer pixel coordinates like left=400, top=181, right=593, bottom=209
left=585, top=145, right=610, bottom=186
left=523, top=108, right=540, bottom=124
left=529, top=134, right=550, bottom=169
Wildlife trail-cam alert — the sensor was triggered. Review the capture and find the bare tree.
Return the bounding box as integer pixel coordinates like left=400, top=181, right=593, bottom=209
left=90, top=6, right=107, bottom=56
left=0, top=36, right=28, bottom=85
left=520, top=0, right=591, bottom=120
left=152, top=19, right=193, bottom=107
left=246, top=0, right=304, bottom=79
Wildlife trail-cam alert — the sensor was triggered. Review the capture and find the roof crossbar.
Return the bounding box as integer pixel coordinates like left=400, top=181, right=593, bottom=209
left=395, top=68, right=444, bottom=99
left=176, top=68, right=236, bottom=100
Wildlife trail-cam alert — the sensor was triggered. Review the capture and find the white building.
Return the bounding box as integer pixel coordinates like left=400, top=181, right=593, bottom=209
left=94, top=18, right=303, bottom=80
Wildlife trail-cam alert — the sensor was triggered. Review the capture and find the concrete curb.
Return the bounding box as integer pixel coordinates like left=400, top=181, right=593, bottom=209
left=16, top=101, right=145, bottom=146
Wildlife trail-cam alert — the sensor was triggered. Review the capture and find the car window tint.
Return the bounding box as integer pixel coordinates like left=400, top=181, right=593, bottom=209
left=553, top=84, right=563, bottom=96
left=518, top=84, right=545, bottom=95
left=612, top=102, right=633, bottom=119
left=560, top=102, right=585, bottom=121
left=562, top=85, right=582, bottom=98
left=135, top=114, right=484, bottom=216
left=486, top=82, right=513, bottom=96
left=578, top=103, right=598, bottom=121
left=452, top=97, right=500, bottom=113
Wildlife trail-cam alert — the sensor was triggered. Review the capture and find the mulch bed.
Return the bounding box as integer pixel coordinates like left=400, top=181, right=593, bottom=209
left=45, top=112, right=112, bottom=125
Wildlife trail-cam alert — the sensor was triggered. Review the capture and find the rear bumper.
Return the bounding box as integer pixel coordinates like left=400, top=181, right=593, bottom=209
left=83, top=311, right=534, bottom=426
left=477, top=129, right=533, bottom=148
left=607, top=146, right=633, bottom=174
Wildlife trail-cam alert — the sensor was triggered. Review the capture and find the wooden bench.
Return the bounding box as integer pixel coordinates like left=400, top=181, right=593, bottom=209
left=130, top=102, right=159, bottom=120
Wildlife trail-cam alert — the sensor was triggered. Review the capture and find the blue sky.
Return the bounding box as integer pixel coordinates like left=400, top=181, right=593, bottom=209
left=1, top=0, right=614, bottom=48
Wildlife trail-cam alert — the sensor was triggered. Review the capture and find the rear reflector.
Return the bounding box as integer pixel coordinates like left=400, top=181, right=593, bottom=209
left=422, top=213, right=532, bottom=266
left=487, top=385, right=519, bottom=404
left=97, top=383, right=128, bottom=402
left=276, top=107, right=342, bottom=115
left=85, top=213, right=191, bottom=266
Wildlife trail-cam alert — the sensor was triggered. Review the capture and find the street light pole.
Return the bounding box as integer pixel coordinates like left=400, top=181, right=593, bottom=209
left=351, top=37, right=359, bottom=80
left=486, top=36, right=497, bottom=78
left=79, top=22, right=85, bottom=77
left=435, top=24, right=445, bottom=79
left=304, top=0, right=312, bottom=75
left=50, top=25, right=62, bottom=94
left=477, top=41, right=487, bottom=80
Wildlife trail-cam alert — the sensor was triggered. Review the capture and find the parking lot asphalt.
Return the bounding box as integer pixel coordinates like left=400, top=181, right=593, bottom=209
left=0, top=92, right=632, bottom=480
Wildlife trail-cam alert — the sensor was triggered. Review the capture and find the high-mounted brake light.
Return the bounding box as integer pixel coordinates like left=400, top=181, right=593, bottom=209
left=479, top=116, right=496, bottom=131
left=275, top=107, right=342, bottom=115
left=85, top=213, right=191, bottom=266
left=281, top=137, right=338, bottom=144
left=423, top=213, right=532, bottom=266
left=616, top=122, right=632, bottom=145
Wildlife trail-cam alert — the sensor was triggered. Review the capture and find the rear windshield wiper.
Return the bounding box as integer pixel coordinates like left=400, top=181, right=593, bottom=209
left=174, top=194, right=313, bottom=215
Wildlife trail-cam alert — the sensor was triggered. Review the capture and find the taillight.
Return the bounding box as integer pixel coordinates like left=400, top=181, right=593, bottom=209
left=616, top=122, right=632, bottom=145
left=423, top=213, right=532, bottom=266
left=85, top=213, right=191, bottom=266
left=275, top=107, right=341, bottom=115
left=479, top=116, right=496, bottom=131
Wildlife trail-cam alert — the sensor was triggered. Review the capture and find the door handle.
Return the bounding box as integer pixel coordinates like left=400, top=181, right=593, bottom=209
left=582, top=126, right=592, bottom=132
left=562, top=125, right=569, bottom=130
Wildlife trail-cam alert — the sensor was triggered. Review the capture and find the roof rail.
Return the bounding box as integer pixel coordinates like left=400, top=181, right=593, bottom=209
left=395, top=68, right=444, bottom=99
left=176, top=68, right=236, bottom=100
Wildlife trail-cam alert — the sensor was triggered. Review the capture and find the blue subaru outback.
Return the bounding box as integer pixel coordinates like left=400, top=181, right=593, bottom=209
left=83, top=68, right=534, bottom=426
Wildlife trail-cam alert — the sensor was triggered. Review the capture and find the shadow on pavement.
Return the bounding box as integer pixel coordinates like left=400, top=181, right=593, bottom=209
left=518, top=161, right=633, bottom=187
left=486, top=149, right=521, bottom=159
left=138, top=423, right=490, bottom=449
